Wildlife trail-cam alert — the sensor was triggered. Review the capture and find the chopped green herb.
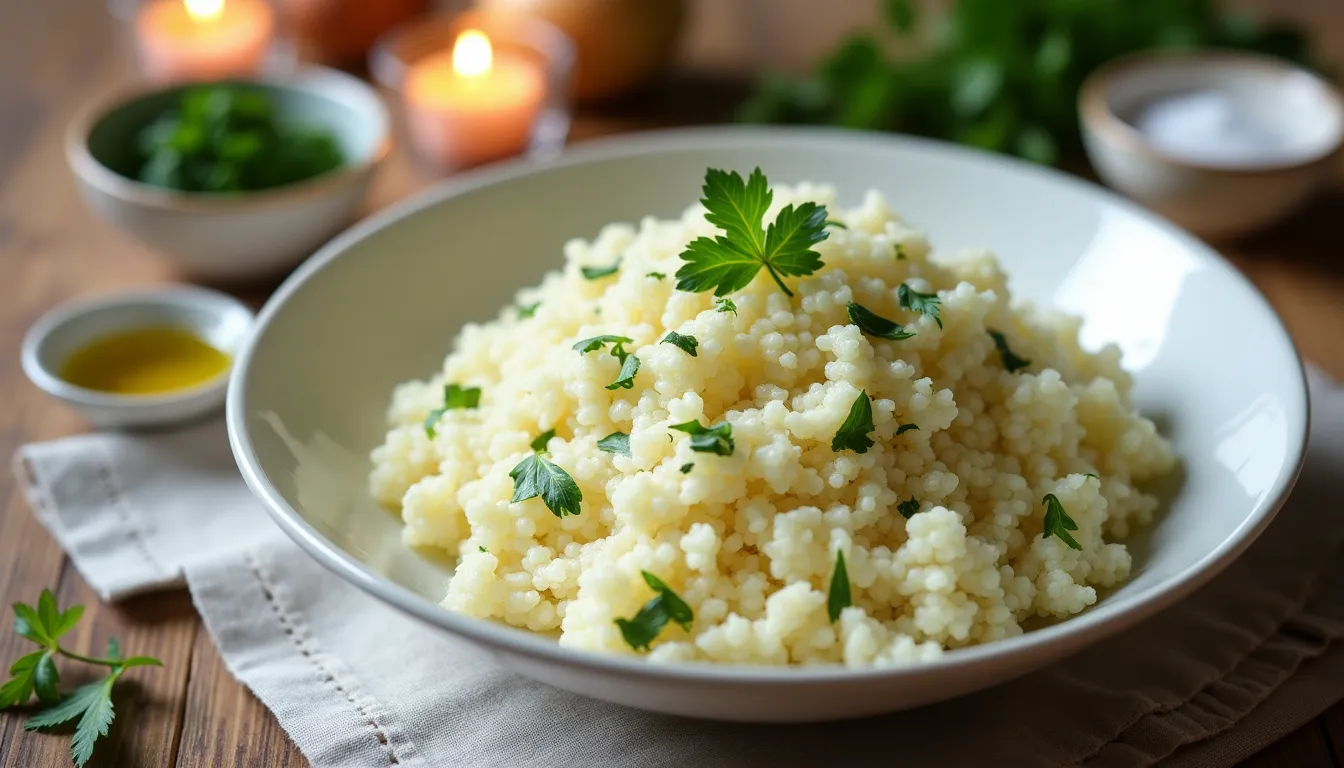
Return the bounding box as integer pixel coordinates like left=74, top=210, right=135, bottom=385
left=898, top=498, right=920, bottom=519
left=679, top=462, right=694, bottom=474
left=573, top=334, right=635, bottom=358
left=581, top=260, right=621, bottom=280
left=516, top=301, right=540, bottom=319
left=478, top=546, right=488, bottom=553
left=647, top=272, right=667, bottom=280
left=831, top=390, right=875, bottom=453
left=847, top=302, right=915, bottom=341
left=715, top=297, right=738, bottom=315
left=826, top=220, right=848, bottom=229
left=597, top=431, right=632, bottom=457
left=614, top=571, right=694, bottom=651
left=530, top=428, right=556, bottom=453
left=894, top=243, right=907, bottom=260
left=1042, top=493, right=1081, bottom=549
left=424, top=383, right=482, bottom=438
left=605, top=354, right=640, bottom=390
left=2, top=590, right=162, bottom=767
left=670, top=420, right=735, bottom=456
left=1083, top=472, right=1099, bottom=480
left=988, top=330, right=1031, bottom=373
left=827, top=550, right=851, bottom=623
left=509, top=454, right=582, bottom=518
left=895, top=423, right=919, bottom=435
left=897, top=283, right=942, bottom=329
left=675, top=168, right=829, bottom=297
left=661, top=331, right=699, bottom=357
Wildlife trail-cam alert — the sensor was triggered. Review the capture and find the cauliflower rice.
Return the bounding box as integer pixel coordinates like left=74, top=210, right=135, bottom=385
left=369, top=180, right=1176, bottom=667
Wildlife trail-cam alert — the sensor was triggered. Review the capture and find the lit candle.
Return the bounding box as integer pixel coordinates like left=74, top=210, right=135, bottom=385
left=135, top=0, right=276, bottom=83
left=402, top=29, right=546, bottom=169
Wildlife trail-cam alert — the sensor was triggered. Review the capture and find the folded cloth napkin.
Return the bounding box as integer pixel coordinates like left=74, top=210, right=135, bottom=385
left=13, top=368, right=1344, bottom=768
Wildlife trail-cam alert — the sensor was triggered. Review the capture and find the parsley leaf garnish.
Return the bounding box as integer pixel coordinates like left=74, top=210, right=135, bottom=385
left=478, top=545, right=488, bottom=553
left=661, top=331, right=699, bottom=357
left=670, top=420, right=735, bottom=456
left=847, top=301, right=915, bottom=341
left=827, top=550, right=851, bottom=623
left=989, top=330, right=1031, bottom=373
left=898, top=498, right=920, bottom=519
left=2, top=590, right=162, bottom=767
left=679, top=462, right=694, bottom=474
left=715, top=297, right=737, bottom=315
left=530, top=429, right=556, bottom=453
left=831, top=390, right=875, bottom=453
left=614, top=571, right=694, bottom=651
left=605, top=354, right=640, bottom=390
left=1083, top=472, right=1099, bottom=480
left=893, top=243, right=907, bottom=260
left=581, top=260, right=620, bottom=280
left=1042, top=493, right=1081, bottom=550
left=897, top=283, right=942, bottom=329
left=509, top=452, right=582, bottom=518
left=647, top=272, right=666, bottom=280
left=597, top=431, right=631, bottom=457
left=895, top=423, right=919, bottom=435
left=826, top=220, right=848, bottom=229
left=574, top=334, right=634, bottom=357
left=424, top=383, right=482, bottom=438
left=516, top=301, right=540, bottom=318
left=674, top=168, right=829, bottom=297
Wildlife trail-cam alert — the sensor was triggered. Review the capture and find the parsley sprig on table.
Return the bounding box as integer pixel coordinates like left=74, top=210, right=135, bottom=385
left=675, top=168, right=830, bottom=298
left=615, top=572, right=694, bottom=651
left=1, top=590, right=162, bottom=767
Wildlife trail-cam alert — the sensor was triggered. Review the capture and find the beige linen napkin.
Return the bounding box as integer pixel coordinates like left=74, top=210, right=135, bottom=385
left=13, top=368, right=1344, bottom=768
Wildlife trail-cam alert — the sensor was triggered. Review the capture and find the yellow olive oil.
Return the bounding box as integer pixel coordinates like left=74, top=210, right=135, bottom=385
left=60, top=327, right=230, bottom=395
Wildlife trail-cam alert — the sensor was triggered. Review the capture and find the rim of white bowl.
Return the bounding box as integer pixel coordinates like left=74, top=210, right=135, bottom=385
left=23, top=285, right=255, bottom=409
left=64, top=65, right=392, bottom=213
left=228, top=126, right=1310, bottom=685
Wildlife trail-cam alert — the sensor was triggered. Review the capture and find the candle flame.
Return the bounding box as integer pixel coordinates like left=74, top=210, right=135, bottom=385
left=184, top=0, right=224, bottom=21
left=452, top=30, right=493, bottom=78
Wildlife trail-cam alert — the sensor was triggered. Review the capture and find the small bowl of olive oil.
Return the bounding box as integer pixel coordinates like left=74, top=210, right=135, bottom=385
left=22, top=287, right=254, bottom=429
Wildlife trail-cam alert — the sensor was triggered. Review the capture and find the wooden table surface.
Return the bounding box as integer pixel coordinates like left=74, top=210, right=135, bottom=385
left=3, top=0, right=1344, bottom=765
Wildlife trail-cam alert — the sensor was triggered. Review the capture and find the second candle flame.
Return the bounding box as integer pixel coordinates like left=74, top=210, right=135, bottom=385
left=184, top=0, right=225, bottom=22
left=452, top=30, right=493, bottom=78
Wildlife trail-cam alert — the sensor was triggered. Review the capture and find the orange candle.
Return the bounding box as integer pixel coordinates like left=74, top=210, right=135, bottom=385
left=135, top=0, right=276, bottom=83
left=403, top=30, right=546, bottom=169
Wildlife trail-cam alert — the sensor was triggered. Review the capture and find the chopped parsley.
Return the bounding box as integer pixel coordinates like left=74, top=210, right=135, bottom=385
left=509, top=453, right=582, bottom=518
left=1083, top=472, right=1099, bottom=480
left=897, top=283, right=942, bottom=329
left=898, top=498, right=920, bottom=519
left=847, top=301, right=915, bottom=341
left=894, top=243, right=907, bottom=260
left=597, top=431, right=632, bottom=457
left=679, top=462, right=694, bottom=474
left=827, top=550, right=851, bottom=623
left=989, top=330, right=1031, bottom=373
left=478, top=546, right=488, bottom=553
left=670, top=420, right=735, bottom=456
left=715, top=297, right=738, bottom=315
left=581, top=260, right=620, bottom=280
left=573, top=334, right=634, bottom=357
left=605, top=354, right=640, bottom=390
left=516, top=301, right=540, bottom=319
left=675, top=168, right=829, bottom=297
left=424, top=383, right=481, bottom=438
left=530, top=428, right=556, bottom=453
left=614, top=571, right=693, bottom=651
left=895, top=423, right=919, bottom=435
left=831, top=390, right=875, bottom=453
left=647, top=271, right=667, bottom=280
left=661, top=331, right=699, bottom=357
left=1042, top=493, right=1081, bottom=550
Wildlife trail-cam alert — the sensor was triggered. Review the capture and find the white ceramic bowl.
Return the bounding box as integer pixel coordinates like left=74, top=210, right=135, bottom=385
left=1080, top=50, right=1344, bottom=239
left=65, top=67, right=391, bottom=282
left=227, top=127, right=1308, bottom=722
left=24, top=286, right=255, bottom=430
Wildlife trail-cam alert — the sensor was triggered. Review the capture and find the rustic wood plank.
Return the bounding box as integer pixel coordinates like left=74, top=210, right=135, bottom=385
left=1236, top=722, right=1337, bottom=768
left=174, top=625, right=305, bottom=768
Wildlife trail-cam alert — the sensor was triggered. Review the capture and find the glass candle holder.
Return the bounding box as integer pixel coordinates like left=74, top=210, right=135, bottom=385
left=109, top=0, right=296, bottom=84
left=370, top=10, right=574, bottom=173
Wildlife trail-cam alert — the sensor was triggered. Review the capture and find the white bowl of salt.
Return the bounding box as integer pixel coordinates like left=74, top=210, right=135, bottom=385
left=1080, top=50, right=1343, bottom=239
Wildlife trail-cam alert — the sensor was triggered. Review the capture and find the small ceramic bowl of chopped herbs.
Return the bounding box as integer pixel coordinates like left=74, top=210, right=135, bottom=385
left=65, top=67, right=390, bottom=282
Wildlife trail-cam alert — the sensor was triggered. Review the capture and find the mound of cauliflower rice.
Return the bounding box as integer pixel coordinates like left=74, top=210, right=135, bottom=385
left=369, top=176, right=1176, bottom=667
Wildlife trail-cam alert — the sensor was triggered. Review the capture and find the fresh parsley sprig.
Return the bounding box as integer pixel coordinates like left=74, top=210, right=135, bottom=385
left=989, top=330, right=1031, bottom=373
left=581, top=260, right=620, bottom=280
left=615, top=572, right=694, bottom=651
left=897, top=284, right=942, bottom=329
left=715, top=297, right=737, bottom=315
left=675, top=168, right=829, bottom=298
left=424, top=383, right=481, bottom=438
left=670, top=420, right=735, bottom=456
left=898, top=498, right=921, bottom=519
left=597, top=431, right=631, bottom=457
left=1042, top=493, right=1082, bottom=550
left=827, top=551, right=851, bottom=623
left=516, top=301, right=540, bottom=319
left=895, top=423, right=919, bottom=436
left=831, top=390, right=875, bottom=453
left=510, top=431, right=582, bottom=518
left=661, top=331, right=699, bottom=357
left=606, top=355, right=641, bottom=390
left=2, top=591, right=162, bottom=767
left=847, top=302, right=915, bottom=341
